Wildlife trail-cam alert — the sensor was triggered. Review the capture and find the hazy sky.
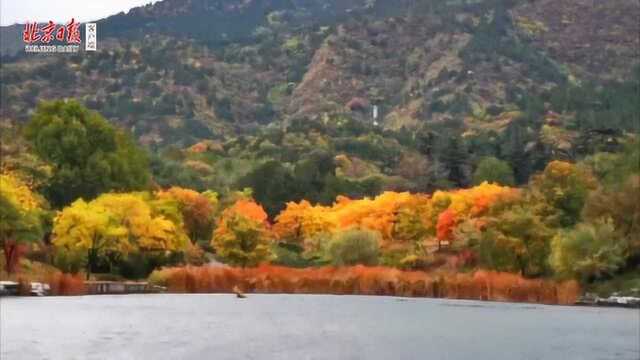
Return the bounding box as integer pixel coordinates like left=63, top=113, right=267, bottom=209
left=1, top=0, right=162, bottom=26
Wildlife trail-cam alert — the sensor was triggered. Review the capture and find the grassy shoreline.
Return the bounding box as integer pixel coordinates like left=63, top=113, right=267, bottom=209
left=6, top=258, right=639, bottom=307
left=146, top=265, right=580, bottom=305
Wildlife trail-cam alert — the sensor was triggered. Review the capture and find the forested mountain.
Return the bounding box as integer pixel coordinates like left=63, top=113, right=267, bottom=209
left=1, top=0, right=638, bottom=209
left=1, top=0, right=639, bottom=297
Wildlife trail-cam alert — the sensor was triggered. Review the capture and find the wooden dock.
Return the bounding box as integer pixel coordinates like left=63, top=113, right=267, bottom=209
left=85, top=281, right=164, bottom=295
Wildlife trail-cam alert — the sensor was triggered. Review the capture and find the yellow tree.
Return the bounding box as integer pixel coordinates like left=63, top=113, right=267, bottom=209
left=299, top=204, right=336, bottom=241
left=393, top=194, right=433, bottom=243
left=52, top=199, right=130, bottom=278
left=92, top=193, right=189, bottom=252
left=273, top=200, right=312, bottom=245
left=53, top=193, right=189, bottom=278
left=0, top=173, right=43, bottom=210
left=330, top=192, right=413, bottom=246
left=155, top=187, right=218, bottom=244
left=0, top=173, right=46, bottom=273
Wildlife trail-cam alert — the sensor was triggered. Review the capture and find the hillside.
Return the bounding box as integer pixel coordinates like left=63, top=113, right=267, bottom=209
left=0, top=0, right=638, bottom=197
left=1, top=0, right=639, bottom=303
left=512, top=0, right=640, bottom=82
left=1, top=0, right=637, bottom=133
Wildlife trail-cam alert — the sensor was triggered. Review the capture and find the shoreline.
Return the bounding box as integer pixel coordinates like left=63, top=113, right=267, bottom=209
left=0, top=281, right=640, bottom=309
left=0, top=292, right=640, bottom=309
left=3, top=265, right=638, bottom=308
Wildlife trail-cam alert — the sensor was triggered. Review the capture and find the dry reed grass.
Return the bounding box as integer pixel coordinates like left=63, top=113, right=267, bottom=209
left=149, top=265, right=580, bottom=305
left=46, top=273, right=86, bottom=296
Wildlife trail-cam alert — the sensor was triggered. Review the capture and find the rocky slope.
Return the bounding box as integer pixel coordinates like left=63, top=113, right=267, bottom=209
left=0, top=0, right=638, bottom=146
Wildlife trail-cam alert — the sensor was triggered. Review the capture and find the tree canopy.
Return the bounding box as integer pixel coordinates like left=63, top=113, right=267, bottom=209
left=473, top=157, right=516, bottom=186
left=52, top=193, right=189, bottom=277
left=25, top=100, right=150, bottom=207
left=211, top=199, right=273, bottom=267
left=0, top=173, right=47, bottom=273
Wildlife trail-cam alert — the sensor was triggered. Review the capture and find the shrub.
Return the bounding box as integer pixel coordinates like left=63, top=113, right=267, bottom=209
left=327, top=229, right=381, bottom=266
left=148, top=268, right=171, bottom=287
left=271, top=243, right=314, bottom=268
left=379, top=248, right=411, bottom=268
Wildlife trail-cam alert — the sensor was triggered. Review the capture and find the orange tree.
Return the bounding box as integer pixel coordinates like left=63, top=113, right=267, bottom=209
left=432, top=183, right=520, bottom=248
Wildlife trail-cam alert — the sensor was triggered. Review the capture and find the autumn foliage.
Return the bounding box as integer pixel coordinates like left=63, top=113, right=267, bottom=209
left=436, top=209, right=457, bottom=243
left=432, top=183, right=520, bottom=243
left=273, top=183, right=518, bottom=252
left=11, top=154, right=631, bottom=304
left=211, top=199, right=273, bottom=267
left=149, top=265, right=579, bottom=305
left=0, top=172, right=46, bottom=273
left=155, top=187, right=218, bottom=243
left=226, top=199, right=269, bottom=224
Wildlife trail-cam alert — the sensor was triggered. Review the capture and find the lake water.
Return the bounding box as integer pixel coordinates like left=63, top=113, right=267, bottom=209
left=1, top=294, right=638, bottom=360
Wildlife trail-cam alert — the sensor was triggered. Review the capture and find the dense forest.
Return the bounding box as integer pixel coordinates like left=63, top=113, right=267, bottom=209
left=1, top=99, right=638, bottom=297
left=0, top=0, right=639, bottom=298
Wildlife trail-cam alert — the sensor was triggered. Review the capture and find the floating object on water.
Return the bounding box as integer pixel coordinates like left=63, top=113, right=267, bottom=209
left=233, top=285, right=246, bottom=299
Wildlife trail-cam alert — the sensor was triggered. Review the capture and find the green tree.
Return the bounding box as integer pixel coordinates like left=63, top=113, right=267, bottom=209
left=550, top=219, right=627, bottom=282
left=582, top=138, right=639, bottom=188
left=327, top=229, right=380, bottom=266
left=473, top=157, right=515, bottom=186
left=582, top=176, right=640, bottom=260
left=454, top=203, right=553, bottom=277
left=236, top=161, right=298, bottom=218
left=25, top=100, right=150, bottom=207
left=211, top=214, right=273, bottom=267
left=529, top=161, right=596, bottom=227
left=475, top=206, right=553, bottom=277
left=439, top=133, right=471, bottom=187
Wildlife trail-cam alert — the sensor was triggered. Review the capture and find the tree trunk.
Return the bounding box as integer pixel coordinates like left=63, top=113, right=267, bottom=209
left=3, top=240, right=19, bottom=274
left=86, top=249, right=94, bottom=280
